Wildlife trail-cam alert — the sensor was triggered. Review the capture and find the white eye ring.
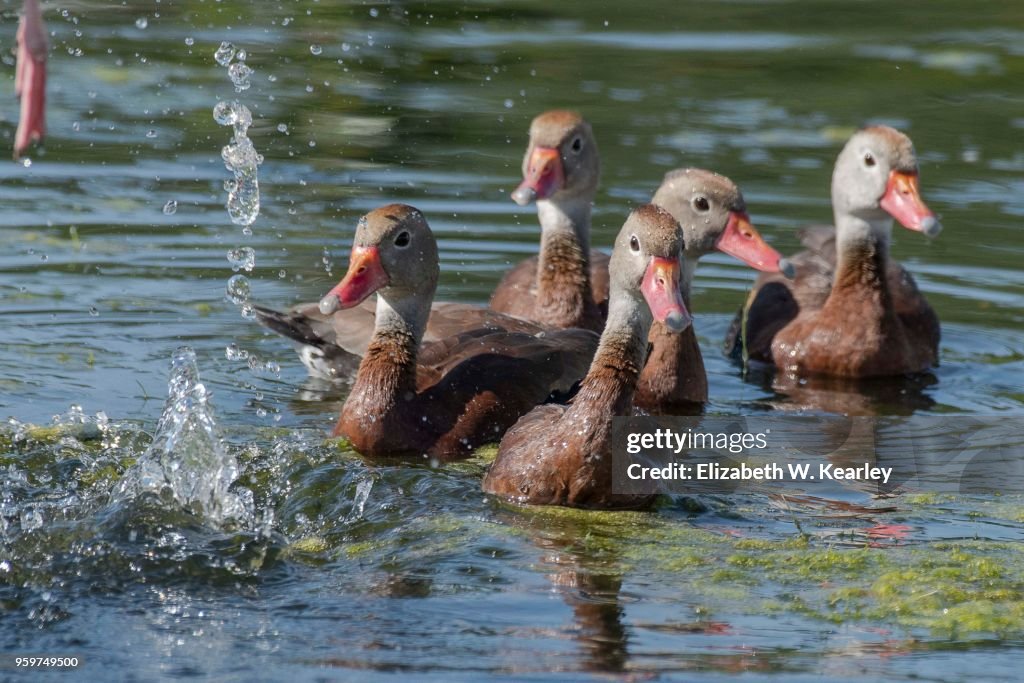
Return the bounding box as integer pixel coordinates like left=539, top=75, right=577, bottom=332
left=394, top=231, right=411, bottom=248
left=629, top=235, right=640, bottom=253
left=692, top=196, right=710, bottom=212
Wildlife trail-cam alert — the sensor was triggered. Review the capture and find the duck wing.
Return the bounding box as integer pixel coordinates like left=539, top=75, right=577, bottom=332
left=256, top=298, right=550, bottom=379
left=415, top=328, right=598, bottom=459
left=723, top=225, right=836, bottom=362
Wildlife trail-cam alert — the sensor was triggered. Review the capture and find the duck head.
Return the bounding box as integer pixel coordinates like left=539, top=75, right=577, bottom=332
left=511, top=110, right=600, bottom=206
left=652, top=168, right=793, bottom=277
left=609, top=204, right=691, bottom=333
left=832, top=125, right=940, bottom=238
left=319, top=204, right=439, bottom=316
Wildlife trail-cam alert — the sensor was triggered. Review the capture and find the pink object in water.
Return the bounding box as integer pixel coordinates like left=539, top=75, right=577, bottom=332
left=14, top=0, right=47, bottom=160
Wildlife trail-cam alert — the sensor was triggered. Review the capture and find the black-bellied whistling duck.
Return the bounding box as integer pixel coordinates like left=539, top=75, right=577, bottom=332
left=636, top=169, right=791, bottom=412
left=327, top=204, right=598, bottom=460
left=725, top=126, right=941, bottom=378
left=14, top=0, right=46, bottom=160
left=490, top=110, right=607, bottom=331
left=490, top=110, right=788, bottom=412
left=483, top=204, right=689, bottom=508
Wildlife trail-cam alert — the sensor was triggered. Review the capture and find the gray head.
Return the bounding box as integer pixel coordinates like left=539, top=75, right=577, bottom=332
left=832, top=126, right=940, bottom=238
left=652, top=168, right=790, bottom=275
left=319, top=204, right=439, bottom=313
left=608, top=204, right=691, bottom=333
left=511, top=110, right=600, bottom=206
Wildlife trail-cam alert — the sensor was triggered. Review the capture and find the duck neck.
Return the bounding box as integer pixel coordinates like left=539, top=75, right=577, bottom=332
left=680, top=253, right=698, bottom=309
left=349, top=291, right=428, bottom=410
left=535, top=197, right=596, bottom=325
left=571, top=290, right=651, bottom=420
left=828, top=211, right=893, bottom=312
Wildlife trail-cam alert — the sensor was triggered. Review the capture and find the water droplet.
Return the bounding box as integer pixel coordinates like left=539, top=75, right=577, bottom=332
left=146, top=129, right=158, bottom=138
left=184, top=37, right=194, bottom=46
left=310, top=44, right=322, bottom=56
left=277, top=123, right=288, bottom=133
left=72, top=121, right=80, bottom=132
left=227, top=246, right=256, bottom=272
left=89, top=306, right=99, bottom=317
left=225, top=274, right=251, bottom=304
left=277, top=269, right=286, bottom=278
left=214, top=41, right=237, bottom=66
left=228, top=62, right=253, bottom=91
left=214, top=99, right=261, bottom=226
left=369, top=7, right=380, bottom=17
left=504, top=98, right=514, bottom=109
left=225, top=343, right=249, bottom=361
left=135, top=17, right=148, bottom=29
left=163, top=200, right=178, bottom=215
left=21, top=158, right=32, bottom=168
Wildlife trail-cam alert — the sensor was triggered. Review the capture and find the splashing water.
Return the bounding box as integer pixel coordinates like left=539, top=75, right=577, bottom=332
left=227, top=246, right=256, bottom=272
left=214, top=40, right=237, bottom=67
left=113, top=348, right=253, bottom=528
left=225, top=273, right=251, bottom=304
left=228, top=62, right=253, bottom=91
left=213, top=40, right=262, bottom=227
left=214, top=100, right=262, bottom=226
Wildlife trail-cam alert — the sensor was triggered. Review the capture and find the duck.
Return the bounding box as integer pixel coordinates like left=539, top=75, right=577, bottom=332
left=326, top=204, right=599, bottom=460
left=489, top=110, right=607, bottom=331
left=636, top=168, right=792, bottom=412
left=482, top=204, right=689, bottom=508
left=724, top=125, right=941, bottom=378
left=491, top=110, right=789, bottom=412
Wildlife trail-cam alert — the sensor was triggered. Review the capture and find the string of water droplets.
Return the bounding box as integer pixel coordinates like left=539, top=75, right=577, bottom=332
left=213, top=42, right=280, bottom=396
left=214, top=41, right=262, bottom=322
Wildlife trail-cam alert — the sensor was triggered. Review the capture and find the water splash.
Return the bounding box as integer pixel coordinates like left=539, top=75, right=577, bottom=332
left=213, top=41, right=261, bottom=227
left=214, top=41, right=237, bottom=67
left=227, top=246, right=255, bottom=272
left=113, top=348, right=253, bottom=528
left=214, top=100, right=262, bottom=226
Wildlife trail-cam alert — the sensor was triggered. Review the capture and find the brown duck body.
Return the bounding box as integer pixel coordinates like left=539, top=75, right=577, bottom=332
left=730, top=226, right=939, bottom=377
left=482, top=336, right=652, bottom=508
left=337, top=325, right=598, bottom=460
left=484, top=204, right=689, bottom=509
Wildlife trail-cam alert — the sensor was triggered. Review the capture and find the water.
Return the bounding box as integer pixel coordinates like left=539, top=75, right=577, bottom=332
left=2, top=1, right=1024, bottom=679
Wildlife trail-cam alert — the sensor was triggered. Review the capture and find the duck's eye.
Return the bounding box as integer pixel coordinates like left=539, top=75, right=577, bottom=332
left=571, top=136, right=583, bottom=153
left=394, top=231, right=411, bottom=248
left=864, top=152, right=876, bottom=167
left=693, top=196, right=710, bottom=212
left=629, top=235, right=640, bottom=253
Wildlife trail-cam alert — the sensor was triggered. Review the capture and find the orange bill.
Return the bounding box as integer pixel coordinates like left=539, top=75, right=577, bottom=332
left=319, top=245, right=389, bottom=314
left=879, top=170, right=941, bottom=237
left=716, top=211, right=793, bottom=278
left=511, top=146, right=565, bottom=206
left=640, top=256, right=692, bottom=333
